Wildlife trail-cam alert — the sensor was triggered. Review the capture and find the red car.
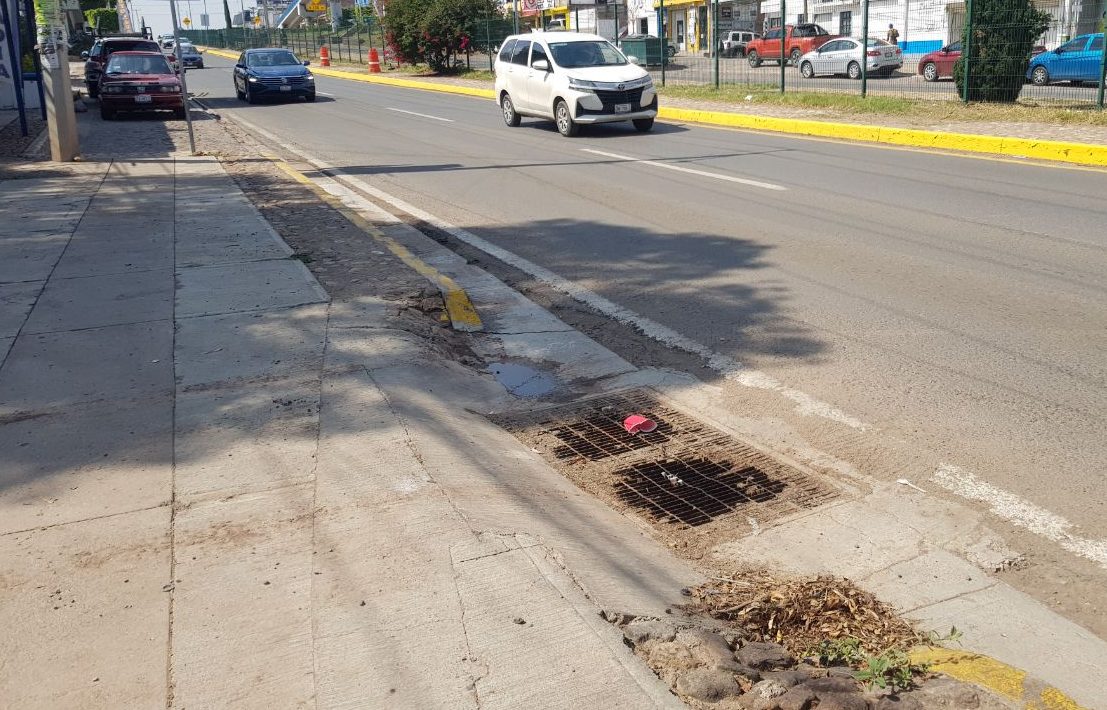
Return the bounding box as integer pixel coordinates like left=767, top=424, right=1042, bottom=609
left=98, top=51, right=185, bottom=120
left=918, top=40, right=1046, bottom=81
left=81, top=36, right=162, bottom=98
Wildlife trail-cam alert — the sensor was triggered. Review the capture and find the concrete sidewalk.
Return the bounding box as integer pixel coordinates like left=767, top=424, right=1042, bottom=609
left=0, top=133, right=689, bottom=707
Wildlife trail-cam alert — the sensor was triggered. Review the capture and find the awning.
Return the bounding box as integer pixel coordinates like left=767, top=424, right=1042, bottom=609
left=653, top=0, right=704, bottom=10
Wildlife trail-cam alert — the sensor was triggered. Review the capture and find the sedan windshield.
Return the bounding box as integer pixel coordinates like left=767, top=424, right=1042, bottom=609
left=247, top=50, right=301, bottom=67
left=106, top=54, right=172, bottom=75
left=548, top=41, right=626, bottom=68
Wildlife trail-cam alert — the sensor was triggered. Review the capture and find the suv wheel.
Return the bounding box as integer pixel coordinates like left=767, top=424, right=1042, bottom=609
left=554, top=99, right=578, bottom=137
left=633, top=118, right=654, bottom=132
left=88, top=83, right=99, bottom=99
left=501, top=93, right=521, bottom=127
left=747, top=50, right=761, bottom=67
left=789, top=48, right=802, bottom=65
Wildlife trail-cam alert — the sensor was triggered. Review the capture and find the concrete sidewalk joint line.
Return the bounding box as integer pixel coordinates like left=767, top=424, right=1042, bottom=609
left=198, top=46, right=1107, bottom=168
left=269, top=157, right=483, bottom=332
left=933, top=464, right=1107, bottom=569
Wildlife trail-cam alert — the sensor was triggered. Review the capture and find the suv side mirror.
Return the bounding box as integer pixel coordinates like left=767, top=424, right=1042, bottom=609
left=81, top=51, right=89, bottom=59
left=303, top=60, right=311, bottom=66
left=532, top=58, right=550, bottom=71
left=627, top=55, right=640, bottom=65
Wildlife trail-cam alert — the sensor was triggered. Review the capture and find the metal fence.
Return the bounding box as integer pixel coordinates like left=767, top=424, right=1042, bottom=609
left=643, top=0, right=1106, bottom=106
left=185, top=0, right=1107, bottom=106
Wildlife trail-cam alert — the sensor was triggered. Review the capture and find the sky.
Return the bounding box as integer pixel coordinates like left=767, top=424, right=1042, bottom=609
left=129, top=0, right=246, bottom=36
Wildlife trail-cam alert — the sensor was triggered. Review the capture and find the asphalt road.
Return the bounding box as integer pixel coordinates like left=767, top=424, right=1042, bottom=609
left=185, top=57, right=1107, bottom=586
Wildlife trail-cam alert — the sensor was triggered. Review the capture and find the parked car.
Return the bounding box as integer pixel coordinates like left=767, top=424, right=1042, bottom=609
left=918, top=40, right=1046, bottom=81
left=97, top=51, right=185, bottom=120
left=798, top=38, right=902, bottom=79
left=1027, top=33, right=1105, bottom=85
left=721, top=30, right=760, bottom=58
left=494, top=32, right=658, bottom=137
left=746, top=24, right=836, bottom=67
left=177, top=42, right=204, bottom=69
left=81, top=36, right=162, bottom=98
left=233, top=48, right=316, bottom=103
left=623, top=34, right=678, bottom=59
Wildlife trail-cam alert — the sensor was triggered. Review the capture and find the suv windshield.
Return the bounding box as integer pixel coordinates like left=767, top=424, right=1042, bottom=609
left=106, top=54, right=172, bottom=75
left=548, top=40, right=626, bottom=68
left=247, top=50, right=300, bottom=67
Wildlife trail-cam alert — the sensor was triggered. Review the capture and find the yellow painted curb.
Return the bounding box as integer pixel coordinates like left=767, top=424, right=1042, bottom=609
left=266, top=155, right=483, bottom=332
left=198, top=46, right=1107, bottom=167
left=909, top=648, right=1089, bottom=710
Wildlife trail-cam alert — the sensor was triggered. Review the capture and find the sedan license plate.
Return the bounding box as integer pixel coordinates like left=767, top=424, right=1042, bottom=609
left=134, top=94, right=152, bottom=104
left=885, top=51, right=894, bottom=58
left=280, top=85, right=292, bottom=92
left=614, top=103, right=631, bottom=114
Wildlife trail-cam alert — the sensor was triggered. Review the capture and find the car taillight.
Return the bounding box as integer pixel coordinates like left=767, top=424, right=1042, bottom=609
left=867, top=50, right=881, bottom=57
left=895, top=47, right=902, bottom=55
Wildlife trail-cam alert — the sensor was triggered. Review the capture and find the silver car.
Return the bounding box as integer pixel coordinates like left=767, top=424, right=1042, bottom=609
left=798, top=38, right=902, bottom=79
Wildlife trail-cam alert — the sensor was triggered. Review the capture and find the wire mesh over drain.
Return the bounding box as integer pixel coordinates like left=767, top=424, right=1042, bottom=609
left=492, top=390, right=840, bottom=534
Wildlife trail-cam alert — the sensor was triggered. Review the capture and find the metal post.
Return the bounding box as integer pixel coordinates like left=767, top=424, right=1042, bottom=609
left=659, top=0, right=665, bottom=86
left=513, top=0, right=518, bottom=34
left=860, top=0, right=868, bottom=97
left=613, top=1, right=618, bottom=44
left=1098, top=9, right=1106, bottom=108
left=24, top=0, right=46, bottom=119
left=712, top=0, right=718, bottom=88
left=779, top=0, right=786, bottom=93
left=961, top=0, right=973, bottom=102
left=170, top=0, right=197, bottom=155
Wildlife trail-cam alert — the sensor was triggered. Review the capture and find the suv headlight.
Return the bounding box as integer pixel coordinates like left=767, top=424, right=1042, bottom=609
left=568, top=77, right=598, bottom=92
left=304, top=73, right=315, bottom=81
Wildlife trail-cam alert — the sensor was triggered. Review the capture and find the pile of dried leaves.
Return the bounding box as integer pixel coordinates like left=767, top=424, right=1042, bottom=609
left=681, top=569, right=923, bottom=656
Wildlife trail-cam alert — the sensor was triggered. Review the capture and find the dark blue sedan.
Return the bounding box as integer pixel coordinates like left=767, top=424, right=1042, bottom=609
left=233, top=48, right=316, bottom=103
left=1027, top=33, right=1105, bottom=85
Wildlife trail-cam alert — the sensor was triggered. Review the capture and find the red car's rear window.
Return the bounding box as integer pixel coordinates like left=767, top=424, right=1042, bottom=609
left=105, top=41, right=160, bottom=54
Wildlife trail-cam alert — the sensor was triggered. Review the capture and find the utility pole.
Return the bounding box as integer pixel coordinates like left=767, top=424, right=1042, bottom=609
left=170, top=0, right=197, bottom=154
left=38, top=0, right=79, bottom=160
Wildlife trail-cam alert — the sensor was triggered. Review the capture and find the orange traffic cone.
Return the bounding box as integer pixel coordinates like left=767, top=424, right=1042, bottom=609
left=320, top=45, right=331, bottom=67
left=367, top=48, right=381, bottom=73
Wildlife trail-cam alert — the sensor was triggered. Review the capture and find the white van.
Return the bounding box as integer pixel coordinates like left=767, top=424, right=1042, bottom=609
left=493, top=32, right=658, bottom=137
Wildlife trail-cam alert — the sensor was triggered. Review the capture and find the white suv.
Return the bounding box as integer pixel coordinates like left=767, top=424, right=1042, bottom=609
left=494, top=31, right=658, bottom=137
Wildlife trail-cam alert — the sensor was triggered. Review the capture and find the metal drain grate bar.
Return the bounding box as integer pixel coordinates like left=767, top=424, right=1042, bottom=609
left=491, top=389, right=840, bottom=532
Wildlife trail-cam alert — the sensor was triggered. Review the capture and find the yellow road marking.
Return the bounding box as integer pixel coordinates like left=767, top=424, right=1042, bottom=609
left=200, top=45, right=1107, bottom=169
left=908, top=648, right=1089, bottom=710
left=267, top=156, right=483, bottom=331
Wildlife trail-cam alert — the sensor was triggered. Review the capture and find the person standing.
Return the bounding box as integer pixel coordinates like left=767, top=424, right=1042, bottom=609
left=886, top=23, right=900, bottom=47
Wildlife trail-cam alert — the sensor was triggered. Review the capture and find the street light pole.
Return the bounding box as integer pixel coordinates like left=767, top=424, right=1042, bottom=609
left=170, top=0, right=197, bottom=154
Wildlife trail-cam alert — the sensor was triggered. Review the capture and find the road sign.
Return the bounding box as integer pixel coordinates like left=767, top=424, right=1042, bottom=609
left=182, top=16, right=191, bottom=26
left=306, top=0, right=326, bottom=11
left=252, top=15, right=262, bottom=25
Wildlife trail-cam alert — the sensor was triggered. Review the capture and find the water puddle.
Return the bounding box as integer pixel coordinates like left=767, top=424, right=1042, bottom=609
left=487, top=362, right=558, bottom=398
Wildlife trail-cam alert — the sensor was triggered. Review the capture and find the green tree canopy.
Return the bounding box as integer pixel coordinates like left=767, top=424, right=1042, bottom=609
left=85, top=7, right=120, bottom=33
left=383, top=0, right=498, bottom=72
left=953, top=0, right=1052, bottom=102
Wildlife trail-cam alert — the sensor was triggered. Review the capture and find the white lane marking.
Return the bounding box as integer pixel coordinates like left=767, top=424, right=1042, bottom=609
left=580, top=148, right=787, bottom=191
left=231, top=114, right=865, bottom=430
left=233, top=114, right=866, bottom=430
left=318, top=91, right=335, bottom=97
left=933, top=464, right=1107, bottom=569
left=387, top=107, right=454, bottom=123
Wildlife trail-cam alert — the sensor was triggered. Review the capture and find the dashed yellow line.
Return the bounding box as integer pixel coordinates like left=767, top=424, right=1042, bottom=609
left=200, top=45, right=1107, bottom=169
left=267, top=155, right=483, bottom=332
left=909, top=648, right=1089, bottom=710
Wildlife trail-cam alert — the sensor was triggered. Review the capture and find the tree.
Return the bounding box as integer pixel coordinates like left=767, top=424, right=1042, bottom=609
left=953, top=0, right=1051, bottom=102
left=223, top=0, right=234, bottom=30
left=85, top=7, right=120, bottom=33
left=383, top=0, right=498, bottom=72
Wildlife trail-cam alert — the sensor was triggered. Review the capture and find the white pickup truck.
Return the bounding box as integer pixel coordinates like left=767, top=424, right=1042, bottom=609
left=721, top=30, right=760, bottom=57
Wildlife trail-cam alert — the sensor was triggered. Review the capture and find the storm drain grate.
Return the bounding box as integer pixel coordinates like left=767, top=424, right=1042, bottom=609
left=491, top=390, right=840, bottom=535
